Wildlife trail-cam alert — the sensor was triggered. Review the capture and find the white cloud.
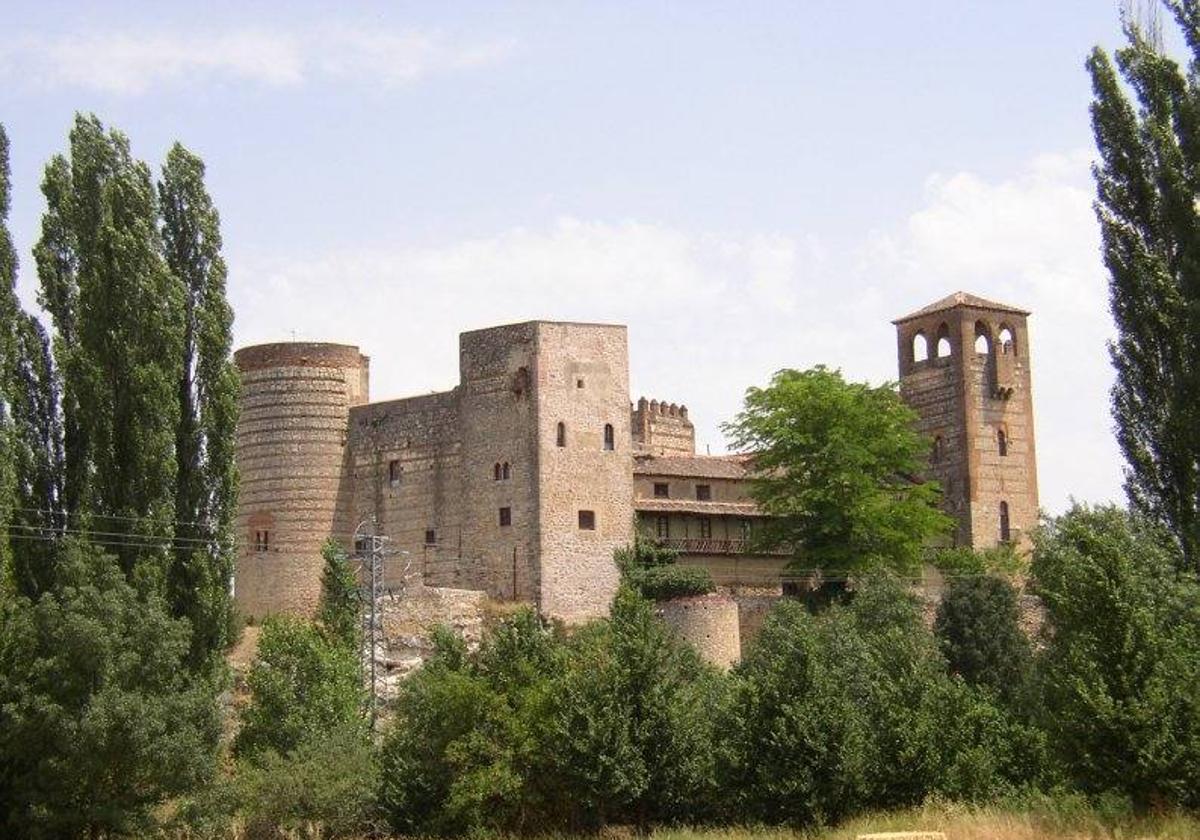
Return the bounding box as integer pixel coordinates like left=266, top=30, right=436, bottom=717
left=0, top=28, right=514, bottom=95
left=228, top=149, right=1122, bottom=515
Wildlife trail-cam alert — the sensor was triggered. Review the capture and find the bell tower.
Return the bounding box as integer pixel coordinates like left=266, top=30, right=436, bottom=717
left=893, top=292, right=1039, bottom=550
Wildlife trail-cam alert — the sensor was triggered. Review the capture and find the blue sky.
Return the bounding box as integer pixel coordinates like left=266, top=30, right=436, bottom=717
left=1, top=1, right=1140, bottom=512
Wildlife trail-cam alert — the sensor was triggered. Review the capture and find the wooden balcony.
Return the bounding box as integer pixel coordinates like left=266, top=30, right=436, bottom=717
left=657, top=537, right=790, bottom=556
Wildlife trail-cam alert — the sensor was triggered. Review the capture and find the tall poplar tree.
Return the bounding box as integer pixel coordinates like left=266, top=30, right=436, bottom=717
left=159, top=143, right=238, bottom=660
left=1088, top=1, right=1200, bottom=570
left=34, top=115, right=185, bottom=585
left=0, top=124, right=63, bottom=598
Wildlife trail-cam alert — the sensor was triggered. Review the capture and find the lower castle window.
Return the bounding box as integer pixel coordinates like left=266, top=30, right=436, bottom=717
left=388, top=459, right=401, bottom=486
left=425, top=529, right=437, bottom=545
left=254, top=530, right=269, bottom=552
left=578, top=510, right=596, bottom=530
left=499, top=507, right=512, bottom=527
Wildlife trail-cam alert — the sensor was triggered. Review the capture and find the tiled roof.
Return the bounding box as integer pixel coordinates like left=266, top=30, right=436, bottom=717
left=634, top=498, right=765, bottom=517
left=892, top=291, right=1030, bottom=324
left=633, top=453, right=753, bottom=479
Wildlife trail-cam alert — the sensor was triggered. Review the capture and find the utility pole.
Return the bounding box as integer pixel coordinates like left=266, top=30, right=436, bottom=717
left=354, top=518, right=386, bottom=731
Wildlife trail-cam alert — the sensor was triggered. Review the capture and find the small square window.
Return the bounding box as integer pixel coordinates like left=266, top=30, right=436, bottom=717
left=576, top=378, right=585, bottom=388
left=499, top=507, right=512, bottom=527
left=695, top=484, right=711, bottom=501
left=425, top=529, right=437, bottom=545
left=653, top=482, right=669, bottom=498
left=578, top=510, right=596, bottom=530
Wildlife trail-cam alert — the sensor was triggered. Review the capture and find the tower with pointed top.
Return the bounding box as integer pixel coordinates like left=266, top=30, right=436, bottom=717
left=893, top=292, right=1039, bottom=550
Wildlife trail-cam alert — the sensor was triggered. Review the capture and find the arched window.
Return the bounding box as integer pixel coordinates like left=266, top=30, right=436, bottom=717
left=931, top=435, right=943, bottom=463
left=997, top=428, right=1008, bottom=457
left=936, top=323, right=952, bottom=358
left=998, top=325, right=1015, bottom=354
left=603, top=423, right=615, bottom=451
left=493, top=462, right=502, bottom=481
left=999, top=501, right=1011, bottom=543
left=913, top=332, right=929, bottom=363
left=502, top=462, right=511, bottom=480
left=556, top=422, right=566, bottom=447
left=974, top=321, right=991, bottom=355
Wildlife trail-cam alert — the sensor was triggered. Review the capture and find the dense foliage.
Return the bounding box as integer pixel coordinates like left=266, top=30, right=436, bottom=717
left=935, top=575, right=1033, bottom=704
left=0, top=541, right=221, bottom=838
left=724, top=366, right=952, bottom=574
left=616, top=532, right=716, bottom=600
left=1088, top=1, right=1200, bottom=571
left=1031, top=504, right=1200, bottom=809
left=235, top=615, right=363, bottom=758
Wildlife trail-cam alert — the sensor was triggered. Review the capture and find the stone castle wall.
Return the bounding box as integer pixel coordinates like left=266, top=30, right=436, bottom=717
left=534, top=323, right=633, bottom=623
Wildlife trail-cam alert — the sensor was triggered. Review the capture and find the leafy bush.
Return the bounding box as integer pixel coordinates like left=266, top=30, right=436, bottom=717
left=634, top=564, right=716, bottom=600
left=1031, top=504, right=1200, bottom=809
left=235, top=724, right=379, bottom=839
left=378, top=610, right=560, bottom=835
left=317, top=539, right=360, bottom=651
left=0, top=540, right=221, bottom=838
left=616, top=531, right=716, bottom=600
left=723, top=573, right=1047, bottom=827
left=934, top=575, right=1033, bottom=705
left=235, top=614, right=363, bottom=758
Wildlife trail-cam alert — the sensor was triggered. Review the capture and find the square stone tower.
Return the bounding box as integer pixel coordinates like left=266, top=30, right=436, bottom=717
left=893, top=292, right=1039, bottom=550
left=458, top=321, right=634, bottom=622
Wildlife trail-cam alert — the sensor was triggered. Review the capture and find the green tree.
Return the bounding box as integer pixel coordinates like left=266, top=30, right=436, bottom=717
left=35, top=114, right=185, bottom=584
left=934, top=575, right=1033, bottom=705
left=1088, top=2, right=1200, bottom=570
left=724, top=366, right=951, bottom=574
left=1032, top=504, right=1200, bottom=808
left=0, top=124, right=63, bottom=599
left=235, top=614, right=363, bottom=759
left=0, top=539, right=221, bottom=838
left=159, top=142, right=239, bottom=662
left=318, top=538, right=361, bottom=651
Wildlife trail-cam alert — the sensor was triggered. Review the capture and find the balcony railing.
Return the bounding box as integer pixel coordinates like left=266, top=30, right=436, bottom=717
left=656, top=538, right=790, bottom=556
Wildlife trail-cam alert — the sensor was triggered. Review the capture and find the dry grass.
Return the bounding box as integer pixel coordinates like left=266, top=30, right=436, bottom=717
left=649, top=802, right=1200, bottom=840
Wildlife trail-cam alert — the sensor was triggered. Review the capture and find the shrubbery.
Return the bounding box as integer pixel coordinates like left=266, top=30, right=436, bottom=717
left=616, top=531, right=716, bottom=600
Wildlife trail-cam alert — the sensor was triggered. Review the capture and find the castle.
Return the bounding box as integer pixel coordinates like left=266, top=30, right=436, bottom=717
left=232, top=292, right=1039, bottom=645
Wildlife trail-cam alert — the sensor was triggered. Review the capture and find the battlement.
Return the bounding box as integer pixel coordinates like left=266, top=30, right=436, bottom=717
left=632, top=396, right=695, bottom=456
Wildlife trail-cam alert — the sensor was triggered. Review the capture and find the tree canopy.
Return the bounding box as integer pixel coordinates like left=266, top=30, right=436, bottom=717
left=724, top=366, right=951, bottom=574
left=1088, top=0, right=1200, bottom=571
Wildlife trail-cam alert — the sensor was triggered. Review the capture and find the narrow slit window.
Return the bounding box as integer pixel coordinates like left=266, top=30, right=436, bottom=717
left=997, top=428, right=1008, bottom=457
left=499, top=507, right=512, bottom=527
left=603, top=423, right=615, bottom=451
left=699, top=516, right=712, bottom=539
left=656, top=515, right=670, bottom=539
left=388, top=459, right=401, bottom=486
left=494, top=462, right=502, bottom=481
left=999, top=501, right=1011, bottom=543
left=502, top=462, right=511, bottom=480
left=556, top=422, right=566, bottom=447
left=932, top=436, right=943, bottom=464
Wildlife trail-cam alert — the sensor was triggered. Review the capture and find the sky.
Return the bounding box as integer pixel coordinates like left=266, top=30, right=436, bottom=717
left=0, top=1, right=1149, bottom=514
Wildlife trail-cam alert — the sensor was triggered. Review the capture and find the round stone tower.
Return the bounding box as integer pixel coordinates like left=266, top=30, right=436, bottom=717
left=233, top=342, right=369, bottom=618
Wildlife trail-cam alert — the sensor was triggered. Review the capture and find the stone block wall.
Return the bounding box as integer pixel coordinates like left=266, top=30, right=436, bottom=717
left=534, top=323, right=633, bottom=623
left=348, top=390, right=465, bottom=589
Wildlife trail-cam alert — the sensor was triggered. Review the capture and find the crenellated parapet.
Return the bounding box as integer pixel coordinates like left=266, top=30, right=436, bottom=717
left=631, top=396, right=695, bottom=456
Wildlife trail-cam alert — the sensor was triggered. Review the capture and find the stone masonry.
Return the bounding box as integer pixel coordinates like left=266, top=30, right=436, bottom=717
left=233, top=294, right=1041, bottom=655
